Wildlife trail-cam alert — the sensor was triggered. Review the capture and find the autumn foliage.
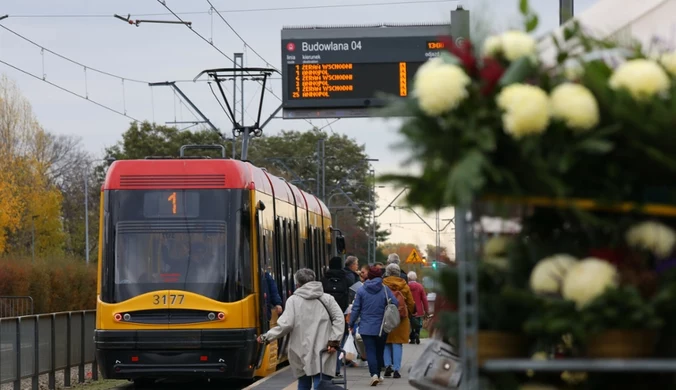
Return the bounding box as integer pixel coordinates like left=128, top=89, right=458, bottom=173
left=0, top=256, right=96, bottom=313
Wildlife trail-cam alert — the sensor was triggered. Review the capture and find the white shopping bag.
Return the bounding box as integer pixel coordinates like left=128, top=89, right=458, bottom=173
left=343, top=333, right=358, bottom=361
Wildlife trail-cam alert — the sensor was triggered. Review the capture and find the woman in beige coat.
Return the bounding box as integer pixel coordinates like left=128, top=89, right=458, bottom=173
left=258, top=268, right=345, bottom=390
left=382, top=263, right=415, bottom=379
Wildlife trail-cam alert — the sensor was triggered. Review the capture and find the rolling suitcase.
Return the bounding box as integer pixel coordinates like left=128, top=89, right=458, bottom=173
left=317, top=347, right=348, bottom=389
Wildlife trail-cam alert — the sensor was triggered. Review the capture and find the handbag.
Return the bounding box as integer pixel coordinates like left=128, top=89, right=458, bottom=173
left=380, top=285, right=401, bottom=335
left=408, top=337, right=462, bottom=390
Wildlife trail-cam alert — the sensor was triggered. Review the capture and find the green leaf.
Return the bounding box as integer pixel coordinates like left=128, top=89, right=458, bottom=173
left=519, top=0, right=529, bottom=15
left=525, top=14, right=539, bottom=33
left=498, top=57, right=535, bottom=86
left=444, top=150, right=487, bottom=207
left=576, top=139, right=614, bottom=154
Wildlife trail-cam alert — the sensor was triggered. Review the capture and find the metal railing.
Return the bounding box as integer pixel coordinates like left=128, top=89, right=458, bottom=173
left=0, top=310, right=97, bottom=390
left=0, top=297, right=34, bottom=318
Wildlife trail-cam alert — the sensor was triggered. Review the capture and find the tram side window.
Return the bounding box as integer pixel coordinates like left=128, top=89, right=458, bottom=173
left=274, top=218, right=287, bottom=302
left=264, top=231, right=274, bottom=278
left=282, top=218, right=291, bottom=299
left=292, top=222, right=300, bottom=277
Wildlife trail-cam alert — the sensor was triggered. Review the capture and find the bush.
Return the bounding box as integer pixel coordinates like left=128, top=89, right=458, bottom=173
left=0, top=256, right=96, bottom=314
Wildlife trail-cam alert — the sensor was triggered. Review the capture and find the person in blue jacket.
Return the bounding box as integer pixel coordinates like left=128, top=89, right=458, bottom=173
left=264, top=269, right=283, bottom=320
left=348, top=265, right=399, bottom=386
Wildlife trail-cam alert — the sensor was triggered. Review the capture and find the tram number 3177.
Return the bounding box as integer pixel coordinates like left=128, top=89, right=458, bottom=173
left=152, top=294, right=185, bottom=305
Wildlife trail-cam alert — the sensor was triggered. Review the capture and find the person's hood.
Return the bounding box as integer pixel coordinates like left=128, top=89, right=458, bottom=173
left=325, top=269, right=345, bottom=279
left=293, top=281, right=324, bottom=299
left=364, top=277, right=384, bottom=294
left=384, top=276, right=408, bottom=291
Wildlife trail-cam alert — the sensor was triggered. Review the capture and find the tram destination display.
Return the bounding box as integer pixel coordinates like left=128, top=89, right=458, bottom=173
left=281, top=24, right=452, bottom=118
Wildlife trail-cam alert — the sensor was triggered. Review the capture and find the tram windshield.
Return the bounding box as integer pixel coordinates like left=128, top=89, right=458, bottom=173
left=104, top=189, right=252, bottom=303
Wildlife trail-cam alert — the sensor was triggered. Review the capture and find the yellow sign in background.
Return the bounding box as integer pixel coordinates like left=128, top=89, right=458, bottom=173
left=405, top=248, right=424, bottom=264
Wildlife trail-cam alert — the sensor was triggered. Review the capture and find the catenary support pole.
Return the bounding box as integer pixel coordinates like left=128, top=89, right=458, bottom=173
left=560, top=0, right=574, bottom=25
left=84, top=165, right=89, bottom=264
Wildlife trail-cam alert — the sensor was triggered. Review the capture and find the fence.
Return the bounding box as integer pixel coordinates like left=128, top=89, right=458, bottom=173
left=0, top=297, right=34, bottom=319
left=0, top=310, right=97, bottom=390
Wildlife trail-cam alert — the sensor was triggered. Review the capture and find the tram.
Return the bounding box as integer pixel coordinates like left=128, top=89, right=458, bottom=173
left=93, top=145, right=344, bottom=384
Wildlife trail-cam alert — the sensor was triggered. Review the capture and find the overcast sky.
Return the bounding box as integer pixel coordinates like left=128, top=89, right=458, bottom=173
left=1, top=0, right=599, bottom=255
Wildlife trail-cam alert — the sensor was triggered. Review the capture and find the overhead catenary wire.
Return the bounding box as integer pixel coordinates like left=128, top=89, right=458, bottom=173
left=7, top=1, right=457, bottom=18
left=0, top=24, right=149, bottom=84
left=0, top=58, right=140, bottom=122
left=205, top=0, right=278, bottom=72
left=156, top=0, right=316, bottom=128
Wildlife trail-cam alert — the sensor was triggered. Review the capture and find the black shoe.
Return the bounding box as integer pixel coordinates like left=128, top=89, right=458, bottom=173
left=416, top=337, right=421, bottom=344
left=393, top=370, right=401, bottom=378
left=384, top=366, right=393, bottom=377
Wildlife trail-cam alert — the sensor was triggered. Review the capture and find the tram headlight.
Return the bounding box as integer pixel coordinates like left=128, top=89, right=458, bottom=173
left=207, top=312, right=216, bottom=320
left=217, top=312, right=225, bottom=321
left=114, top=313, right=122, bottom=322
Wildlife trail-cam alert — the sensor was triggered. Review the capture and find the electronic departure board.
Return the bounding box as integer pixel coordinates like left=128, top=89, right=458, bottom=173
left=280, top=24, right=454, bottom=119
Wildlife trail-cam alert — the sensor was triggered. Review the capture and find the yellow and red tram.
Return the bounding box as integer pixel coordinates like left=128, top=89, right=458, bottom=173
left=94, top=150, right=343, bottom=384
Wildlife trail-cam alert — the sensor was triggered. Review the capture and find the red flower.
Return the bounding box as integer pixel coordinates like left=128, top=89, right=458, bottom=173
left=588, top=248, right=623, bottom=266
left=439, top=35, right=477, bottom=76
left=479, top=57, right=505, bottom=95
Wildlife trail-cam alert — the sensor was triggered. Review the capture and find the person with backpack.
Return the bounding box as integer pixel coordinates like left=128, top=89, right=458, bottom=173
left=348, top=266, right=399, bottom=386
left=321, top=256, right=351, bottom=376
left=381, top=263, right=416, bottom=379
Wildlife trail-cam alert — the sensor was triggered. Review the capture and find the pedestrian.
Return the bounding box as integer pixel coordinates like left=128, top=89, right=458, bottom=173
left=321, top=256, right=351, bottom=376
left=258, top=268, right=345, bottom=390
left=407, top=271, right=429, bottom=344
left=386, top=254, right=409, bottom=282
left=348, top=266, right=399, bottom=386
left=382, top=264, right=415, bottom=379
left=343, top=256, right=360, bottom=287
left=263, top=268, right=283, bottom=320
left=359, top=264, right=370, bottom=282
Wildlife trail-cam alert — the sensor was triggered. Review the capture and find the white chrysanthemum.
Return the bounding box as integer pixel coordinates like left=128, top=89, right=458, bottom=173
left=497, top=84, right=550, bottom=138
left=484, top=236, right=510, bottom=257
left=484, top=257, right=509, bottom=270
left=563, top=63, right=584, bottom=81
left=608, top=59, right=670, bottom=101
left=550, top=83, right=600, bottom=131
left=501, top=30, right=537, bottom=62
left=562, top=258, right=619, bottom=309
left=529, top=254, right=578, bottom=294
left=482, top=35, right=502, bottom=58
left=626, top=221, right=676, bottom=259
left=660, top=51, right=676, bottom=77
left=413, top=57, right=471, bottom=116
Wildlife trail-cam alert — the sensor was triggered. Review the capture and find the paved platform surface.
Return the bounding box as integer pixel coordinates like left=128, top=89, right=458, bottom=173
left=274, top=340, right=427, bottom=389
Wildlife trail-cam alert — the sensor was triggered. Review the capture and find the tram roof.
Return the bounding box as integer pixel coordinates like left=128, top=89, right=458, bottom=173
left=103, top=159, right=327, bottom=215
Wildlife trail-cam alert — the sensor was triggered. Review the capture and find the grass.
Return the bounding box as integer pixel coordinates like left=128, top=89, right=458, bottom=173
left=420, top=328, right=430, bottom=339
left=66, top=379, right=128, bottom=389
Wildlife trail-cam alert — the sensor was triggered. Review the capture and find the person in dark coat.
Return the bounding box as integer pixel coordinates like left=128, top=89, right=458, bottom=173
left=343, top=256, right=360, bottom=287
left=321, top=257, right=351, bottom=376
left=263, top=269, right=283, bottom=320
left=386, top=254, right=409, bottom=282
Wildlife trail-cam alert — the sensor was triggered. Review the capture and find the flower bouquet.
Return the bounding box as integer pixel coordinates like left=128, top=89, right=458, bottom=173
left=380, top=0, right=676, bottom=212
left=381, top=0, right=676, bottom=385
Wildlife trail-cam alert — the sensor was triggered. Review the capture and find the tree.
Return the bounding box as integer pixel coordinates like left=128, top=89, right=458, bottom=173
left=0, top=75, right=66, bottom=256
left=425, top=244, right=449, bottom=261
left=378, top=242, right=422, bottom=262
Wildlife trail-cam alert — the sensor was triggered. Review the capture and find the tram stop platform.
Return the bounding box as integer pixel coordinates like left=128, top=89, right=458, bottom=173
left=246, top=339, right=427, bottom=389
